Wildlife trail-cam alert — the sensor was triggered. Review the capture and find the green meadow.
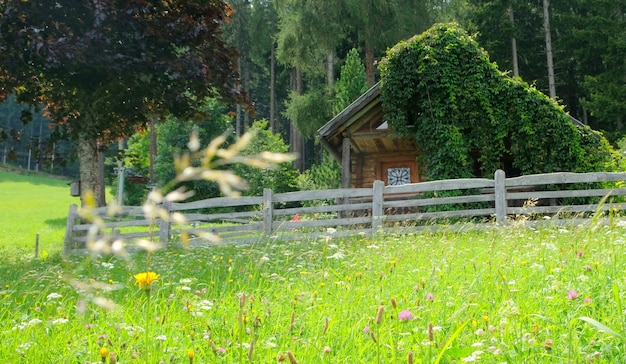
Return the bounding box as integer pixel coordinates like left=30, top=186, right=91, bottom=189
left=0, top=169, right=80, bottom=254
left=2, top=169, right=626, bottom=363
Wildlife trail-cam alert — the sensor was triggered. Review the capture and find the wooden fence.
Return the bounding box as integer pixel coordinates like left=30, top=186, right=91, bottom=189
left=64, top=169, right=626, bottom=253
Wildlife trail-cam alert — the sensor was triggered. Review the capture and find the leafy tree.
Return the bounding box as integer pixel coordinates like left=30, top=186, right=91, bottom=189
left=124, top=99, right=233, bottom=203
left=231, top=119, right=298, bottom=196
left=0, top=1, right=246, bottom=206
left=379, top=23, right=614, bottom=181
left=283, top=89, right=332, bottom=140
left=333, top=48, right=368, bottom=114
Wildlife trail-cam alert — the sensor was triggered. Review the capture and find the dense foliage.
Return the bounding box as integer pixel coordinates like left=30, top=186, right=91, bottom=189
left=231, top=119, right=298, bottom=196
left=0, top=0, right=245, bottom=205
left=379, top=23, right=615, bottom=181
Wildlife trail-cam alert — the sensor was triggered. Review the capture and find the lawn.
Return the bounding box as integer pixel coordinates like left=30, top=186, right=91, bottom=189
left=1, top=221, right=625, bottom=363
left=0, top=169, right=81, bottom=254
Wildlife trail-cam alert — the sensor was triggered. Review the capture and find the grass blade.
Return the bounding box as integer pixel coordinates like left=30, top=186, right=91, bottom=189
left=434, top=320, right=470, bottom=364
left=573, top=316, right=625, bottom=341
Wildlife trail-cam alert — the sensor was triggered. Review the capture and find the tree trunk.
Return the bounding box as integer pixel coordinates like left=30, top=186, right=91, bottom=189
left=77, top=133, right=105, bottom=207
left=149, top=116, right=157, bottom=182
left=365, top=40, right=376, bottom=87
left=243, top=59, right=251, bottom=131
left=291, top=66, right=304, bottom=172
left=508, top=5, right=520, bottom=77
left=327, top=51, right=335, bottom=88
left=543, top=0, right=556, bottom=99
left=270, top=43, right=276, bottom=132
left=236, top=60, right=243, bottom=136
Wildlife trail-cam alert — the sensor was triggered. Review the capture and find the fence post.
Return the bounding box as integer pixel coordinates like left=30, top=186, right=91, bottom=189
left=263, top=188, right=273, bottom=236
left=494, top=169, right=507, bottom=225
left=372, top=180, right=384, bottom=232
left=158, top=199, right=172, bottom=244
left=63, top=204, right=78, bottom=255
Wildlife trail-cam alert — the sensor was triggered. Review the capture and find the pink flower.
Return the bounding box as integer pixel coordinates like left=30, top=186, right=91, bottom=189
left=217, top=347, right=226, bottom=354
left=398, top=310, right=414, bottom=321
left=426, top=293, right=435, bottom=301
left=290, top=214, right=300, bottom=222
left=363, top=326, right=371, bottom=333
left=577, top=250, right=583, bottom=258
left=567, top=290, right=579, bottom=300
left=584, top=265, right=592, bottom=271
left=584, top=297, right=592, bottom=305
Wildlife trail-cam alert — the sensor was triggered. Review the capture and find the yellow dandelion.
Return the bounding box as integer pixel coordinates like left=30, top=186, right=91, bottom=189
left=134, top=271, right=160, bottom=290
left=100, top=347, right=109, bottom=361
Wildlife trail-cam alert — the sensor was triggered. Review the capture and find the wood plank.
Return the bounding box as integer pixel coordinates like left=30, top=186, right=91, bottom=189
left=505, top=171, right=626, bottom=187
left=506, top=188, right=626, bottom=201
left=507, top=203, right=626, bottom=215
left=272, top=188, right=373, bottom=203
left=384, top=178, right=494, bottom=194
left=73, top=219, right=157, bottom=231
left=385, top=208, right=495, bottom=221
left=170, top=195, right=264, bottom=211
left=273, top=202, right=372, bottom=216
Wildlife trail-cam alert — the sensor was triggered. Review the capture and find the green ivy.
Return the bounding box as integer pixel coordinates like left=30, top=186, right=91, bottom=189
left=379, top=23, right=616, bottom=181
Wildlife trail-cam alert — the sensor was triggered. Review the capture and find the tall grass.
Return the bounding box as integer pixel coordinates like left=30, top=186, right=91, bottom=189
left=1, top=223, right=625, bottom=363
left=0, top=169, right=80, bottom=254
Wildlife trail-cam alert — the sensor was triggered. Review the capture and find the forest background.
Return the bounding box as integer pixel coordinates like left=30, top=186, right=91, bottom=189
left=1, top=0, right=625, bottom=203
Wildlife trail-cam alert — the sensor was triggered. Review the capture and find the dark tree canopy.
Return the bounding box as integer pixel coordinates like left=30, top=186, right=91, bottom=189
left=0, top=0, right=244, bottom=137
left=379, top=23, right=615, bottom=181
left=0, top=0, right=246, bottom=204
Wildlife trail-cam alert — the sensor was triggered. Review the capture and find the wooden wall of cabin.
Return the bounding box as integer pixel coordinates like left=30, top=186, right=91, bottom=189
left=351, top=152, right=420, bottom=188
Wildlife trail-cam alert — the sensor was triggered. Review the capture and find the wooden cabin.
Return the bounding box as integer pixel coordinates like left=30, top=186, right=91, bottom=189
left=318, top=82, right=420, bottom=188
left=318, top=81, right=589, bottom=189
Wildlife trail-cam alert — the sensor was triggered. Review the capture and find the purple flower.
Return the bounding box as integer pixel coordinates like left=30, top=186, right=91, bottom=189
left=398, top=310, right=414, bottom=321
left=426, top=293, right=435, bottom=302
left=567, top=290, right=579, bottom=300
left=217, top=347, right=227, bottom=354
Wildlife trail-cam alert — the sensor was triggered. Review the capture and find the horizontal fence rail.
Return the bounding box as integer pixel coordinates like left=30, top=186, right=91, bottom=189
left=64, top=169, right=626, bottom=253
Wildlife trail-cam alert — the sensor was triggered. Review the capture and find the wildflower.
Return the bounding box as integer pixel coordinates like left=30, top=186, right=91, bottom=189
left=398, top=310, right=414, bottom=321
left=217, top=347, right=227, bottom=354
left=100, top=347, right=109, bottom=363
left=376, top=305, right=385, bottom=324
left=46, top=292, right=62, bottom=301
left=322, top=346, right=331, bottom=354
left=363, top=326, right=371, bottom=334
left=155, top=335, right=167, bottom=341
left=426, top=293, right=435, bottom=301
left=584, top=297, right=592, bottom=305
left=188, top=349, right=195, bottom=363
left=544, top=339, right=553, bottom=351
left=287, top=350, right=299, bottom=364
left=134, top=271, right=160, bottom=290
left=577, top=250, right=583, bottom=258
left=567, top=290, right=579, bottom=300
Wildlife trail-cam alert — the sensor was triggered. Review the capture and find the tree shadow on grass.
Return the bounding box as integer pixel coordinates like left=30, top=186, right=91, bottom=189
left=45, top=217, right=68, bottom=228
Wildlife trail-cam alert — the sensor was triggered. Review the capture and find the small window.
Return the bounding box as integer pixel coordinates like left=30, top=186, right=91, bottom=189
left=387, top=167, right=411, bottom=186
